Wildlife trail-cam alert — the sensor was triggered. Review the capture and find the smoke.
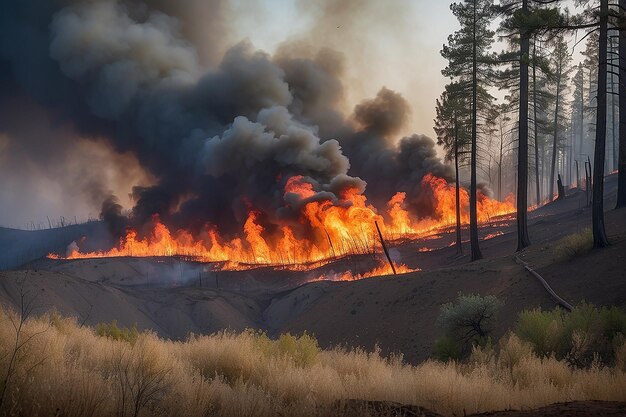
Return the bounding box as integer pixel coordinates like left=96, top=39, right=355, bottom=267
left=0, top=0, right=453, bottom=238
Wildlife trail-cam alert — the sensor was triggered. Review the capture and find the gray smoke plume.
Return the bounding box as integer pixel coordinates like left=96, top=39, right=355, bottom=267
left=0, top=0, right=453, bottom=240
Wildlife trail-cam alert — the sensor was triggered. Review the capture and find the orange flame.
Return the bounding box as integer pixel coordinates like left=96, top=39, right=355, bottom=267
left=48, top=174, right=517, bottom=273
left=310, top=261, right=419, bottom=282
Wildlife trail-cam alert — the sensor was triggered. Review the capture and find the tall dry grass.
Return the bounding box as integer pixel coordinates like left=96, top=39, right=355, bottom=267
left=0, top=308, right=625, bottom=417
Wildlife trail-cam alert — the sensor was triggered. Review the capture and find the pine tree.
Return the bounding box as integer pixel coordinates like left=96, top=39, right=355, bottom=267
left=592, top=0, right=610, bottom=247
left=441, top=0, right=496, bottom=261
left=499, top=0, right=566, bottom=250
left=571, top=63, right=585, bottom=188
left=546, top=35, right=572, bottom=201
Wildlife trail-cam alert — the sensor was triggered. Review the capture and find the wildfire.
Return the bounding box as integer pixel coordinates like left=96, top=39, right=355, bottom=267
left=48, top=174, right=517, bottom=274
left=310, top=260, right=419, bottom=282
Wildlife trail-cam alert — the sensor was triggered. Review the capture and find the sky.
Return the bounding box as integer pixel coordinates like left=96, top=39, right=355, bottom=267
left=227, top=0, right=458, bottom=137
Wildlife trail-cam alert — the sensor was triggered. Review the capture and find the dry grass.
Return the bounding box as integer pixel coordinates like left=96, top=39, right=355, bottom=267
left=0, top=309, right=625, bottom=417
left=553, top=229, right=593, bottom=260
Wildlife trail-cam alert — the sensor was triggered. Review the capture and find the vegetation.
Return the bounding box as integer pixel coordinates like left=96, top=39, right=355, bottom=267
left=517, top=303, right=626, bottom=367
left=96, top=320, right=140, bottom=345
left=0, top=306, right=624, bottom=417
left=435, top=0, right=626, bottom=256
left=552, top=229, right=593, bottom=260
left=440, top=0, right=497, bottom=261
left=435, top=293, right=503, bottom=360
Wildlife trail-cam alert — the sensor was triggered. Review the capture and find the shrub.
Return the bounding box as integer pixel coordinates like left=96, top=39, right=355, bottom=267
left=516, top=308, right=565, bottom=357
left=515, top=303, right=626, bottom=367
left=553, top=229, right=592, bottom=260
left=252, top=330, right=320, bottom=367
left=433, top=335, right=462, bottom=362
left=435, top=293, right=503, bottom=360
left=96, top=320, right=140, bottom=345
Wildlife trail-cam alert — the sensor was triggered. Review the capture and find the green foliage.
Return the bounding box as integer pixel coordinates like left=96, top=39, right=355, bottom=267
left=251, top=330, right=320, bottom=367
left=553, top=229, right=592, bottom=260
left=96, top=320, right=139, bottom=345
left=433, top=335, right=462, bottom=362
left=516, top=303, right=626, bottom=367
left=435, top=293, right=503, bottom=361
left=516, top=308, right=565, bottom=356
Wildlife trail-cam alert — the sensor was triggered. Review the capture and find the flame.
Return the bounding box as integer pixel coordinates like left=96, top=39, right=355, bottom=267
left=48, top=174, right=517, bottom=272
left=310, top=261, right=419, bottom=282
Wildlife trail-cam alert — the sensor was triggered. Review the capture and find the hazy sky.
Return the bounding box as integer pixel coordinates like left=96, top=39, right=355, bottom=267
left=227, top=0, right=458, bottom=137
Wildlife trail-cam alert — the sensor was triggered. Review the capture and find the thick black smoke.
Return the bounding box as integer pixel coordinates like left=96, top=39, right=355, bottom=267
left=0, top=0, right=453, bottom=239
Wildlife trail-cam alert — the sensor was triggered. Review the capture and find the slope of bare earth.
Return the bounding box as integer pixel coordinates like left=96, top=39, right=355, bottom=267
left=0, top=176, right=624, bottom=364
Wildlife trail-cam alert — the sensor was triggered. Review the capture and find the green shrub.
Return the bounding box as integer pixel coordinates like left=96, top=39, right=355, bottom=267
left=433, top=335, right=462, bottom=362
left=251, top=330, right=320, bottom=367
left=515, top=303, right=626, bottom=367
left=435, top=293, right=503, bottom=360
left=96, top=320, right=140, bottom=345
left=516, top=308, right=565, bottom=357
left=553, top=229, right=592, bottom=260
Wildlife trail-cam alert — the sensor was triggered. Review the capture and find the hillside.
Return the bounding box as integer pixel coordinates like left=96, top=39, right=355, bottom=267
left=1, top=177, right=624, bottom=364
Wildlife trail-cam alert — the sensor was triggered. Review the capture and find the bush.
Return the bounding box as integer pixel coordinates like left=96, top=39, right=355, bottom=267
left=553, top=229, right=592, bottom=260
left=433, top=335, right=462, bottom=362
left=435, top=293, right=503, bottom=360
left=516, top=308, right=565, bottom=357
left=252, top=330, right=320, bottom=367
left=96, top=320, right=140, bottom=345
left=515, top=303, right=626, bottom=367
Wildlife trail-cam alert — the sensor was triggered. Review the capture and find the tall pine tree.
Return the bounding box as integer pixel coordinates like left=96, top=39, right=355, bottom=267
left=441, top=0, right=496, bottom=261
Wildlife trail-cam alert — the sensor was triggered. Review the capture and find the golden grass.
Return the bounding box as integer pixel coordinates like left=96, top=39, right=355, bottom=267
left=0, top=309, right=625, bottom=417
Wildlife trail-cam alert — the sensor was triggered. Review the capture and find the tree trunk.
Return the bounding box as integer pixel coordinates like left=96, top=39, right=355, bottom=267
left=579, top=71, right=585, bottom=162
left=611, top=45, right=618, bottom=172
left=617, top=0, right=626, bottom=208
left=533, top=37, right=541, bottom=206
left=517, top=0, right=531, bottom=251
left=499, top=119, right=504, bottom=201
left=550, top=72, right=562, bottom=201
left=470, top=1, right=483, bottom=261
left=592, top=0, right=609, bottom=248
left=454, top=117, right=463, bottom=254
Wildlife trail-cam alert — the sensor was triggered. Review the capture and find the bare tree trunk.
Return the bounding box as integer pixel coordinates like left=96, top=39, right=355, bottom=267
left=550, top=70, right=562, bottom=201
left=499, top=119, right=504, bottom=201
left=579, top=71, right=585, bottom=162
left=517, top=0, right=531, bottom=251
left=533, top=37, right=541, bottom=206
left=592, top=0, right=610, bottom=248
left=375, top=221, right=396, bottom=275
left=470, top=1, right=483, bottom=261
left=611, top=36, right=618, bottom=172
left=454, top=119, right=463, bottom=254
left=617, top=0, right=626, bottom=208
